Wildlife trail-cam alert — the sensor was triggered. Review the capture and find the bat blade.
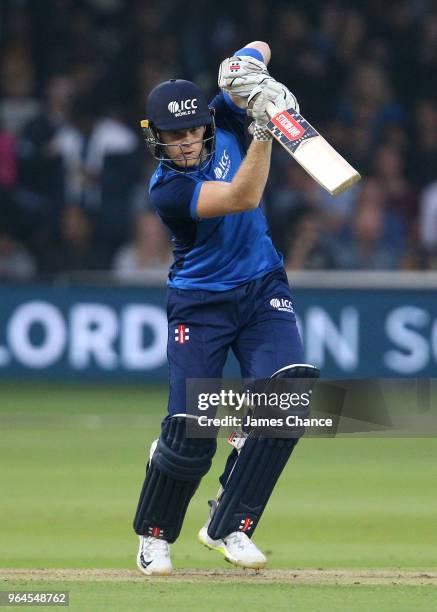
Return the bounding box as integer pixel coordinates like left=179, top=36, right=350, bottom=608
left=265, top=104, right=361, bottom=196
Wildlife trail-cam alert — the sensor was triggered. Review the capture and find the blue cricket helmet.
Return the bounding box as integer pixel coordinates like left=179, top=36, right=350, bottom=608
left=146, top=79, right=213, bottom=131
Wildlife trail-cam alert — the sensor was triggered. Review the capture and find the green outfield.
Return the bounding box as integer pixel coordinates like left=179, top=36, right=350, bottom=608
left=0, top=383, right=436, bottom=611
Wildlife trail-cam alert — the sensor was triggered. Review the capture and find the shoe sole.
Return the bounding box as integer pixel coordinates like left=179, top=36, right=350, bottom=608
left=198, top=528, right=266, bottom=570
left=136, top=561, right=172, bottom=576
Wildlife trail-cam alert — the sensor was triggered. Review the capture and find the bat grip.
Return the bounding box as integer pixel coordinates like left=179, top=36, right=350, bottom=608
left=265, top=101, right=279, bottom=120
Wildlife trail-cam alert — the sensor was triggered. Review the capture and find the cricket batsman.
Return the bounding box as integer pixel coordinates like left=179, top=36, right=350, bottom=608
left=133, top=41, right=317, bottom=575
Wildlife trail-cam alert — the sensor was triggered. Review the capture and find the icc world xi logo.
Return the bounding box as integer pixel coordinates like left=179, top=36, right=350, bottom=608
left=168, top=99, right=198, bottom=114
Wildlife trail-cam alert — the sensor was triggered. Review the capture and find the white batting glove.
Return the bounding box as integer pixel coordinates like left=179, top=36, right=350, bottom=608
left=218, top=55, right=272, bottom=98
left=247, top=81, right=300, bottom=127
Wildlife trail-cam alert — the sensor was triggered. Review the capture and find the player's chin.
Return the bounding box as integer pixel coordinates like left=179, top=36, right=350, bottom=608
left=173, top=156, right=200, bottom=168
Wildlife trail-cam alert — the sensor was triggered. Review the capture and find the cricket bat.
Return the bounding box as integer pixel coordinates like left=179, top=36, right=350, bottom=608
left=265, top=102, right=361, bottom=196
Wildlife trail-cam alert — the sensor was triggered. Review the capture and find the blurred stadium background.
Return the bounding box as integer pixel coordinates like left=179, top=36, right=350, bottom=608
left=1, top=2, right=437, bottom=608
left=1, top=0, right=437, bottom=278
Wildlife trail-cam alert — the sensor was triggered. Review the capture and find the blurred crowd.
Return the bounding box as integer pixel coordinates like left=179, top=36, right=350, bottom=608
left=1, top=0, right=437, bottom=280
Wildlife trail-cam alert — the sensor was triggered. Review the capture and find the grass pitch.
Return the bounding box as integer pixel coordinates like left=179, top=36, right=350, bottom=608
left=0, top=383, right=436, bottom=610
left=1, top=578, right=437, bottom=611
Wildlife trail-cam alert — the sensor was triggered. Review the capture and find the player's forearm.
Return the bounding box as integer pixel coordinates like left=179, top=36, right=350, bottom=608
left=228, top=139, right=272, bottom=211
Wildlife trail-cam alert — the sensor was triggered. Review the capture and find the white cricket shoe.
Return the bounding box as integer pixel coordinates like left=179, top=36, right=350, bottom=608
left=198, top=525, right=267, bottom=569
left=137, top=535, right=172, bottom=576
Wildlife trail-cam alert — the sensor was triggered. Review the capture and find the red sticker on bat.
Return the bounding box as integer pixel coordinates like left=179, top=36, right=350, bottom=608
left=271, top=111, right=305, bottom=141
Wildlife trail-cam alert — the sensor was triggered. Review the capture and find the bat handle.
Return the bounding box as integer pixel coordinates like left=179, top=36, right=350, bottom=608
left=265, top=101, right=279, bottom=120
left=247, top=95, right=278, bottom=120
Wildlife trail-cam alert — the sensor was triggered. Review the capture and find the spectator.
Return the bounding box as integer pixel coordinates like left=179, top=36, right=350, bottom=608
left=0, top=57, right=40, bottom=135
left=333, top=181, right=402, bottom=270
left=51, top=93, right=139, bottom=210
left=41, top=205, right=106, bottom=274
left=0, top=123, right=17, bottom=191
left=0, top=120, right=19, bottom=246
left=112, top=212, right=171, bottom=279
left=285, top=210, right=336, bottom=270
left=408, top=99, right=437, bottom=188
left=0, top=120, right=17, bottom=209
left=267, top=162, right=323, bottom=255
left=15, top=75, right=75, bottom=255
left=373, top=143, right=417, bottom=223
left=19, top=75, right=75, bottom=156
left=335, top=62, right=406, bottom=174
left=419, top=181, right=437, bottom=268
left=0, top=230, right=36, bottom=281
left=0, top=8, right=41, bottom=135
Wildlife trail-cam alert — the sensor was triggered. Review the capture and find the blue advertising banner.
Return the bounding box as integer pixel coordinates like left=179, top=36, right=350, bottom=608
left=0, top=284, right=436, bottom=380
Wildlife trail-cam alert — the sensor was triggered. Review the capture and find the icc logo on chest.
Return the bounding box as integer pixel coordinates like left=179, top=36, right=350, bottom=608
left=214, top=149, right=231, bottom=180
